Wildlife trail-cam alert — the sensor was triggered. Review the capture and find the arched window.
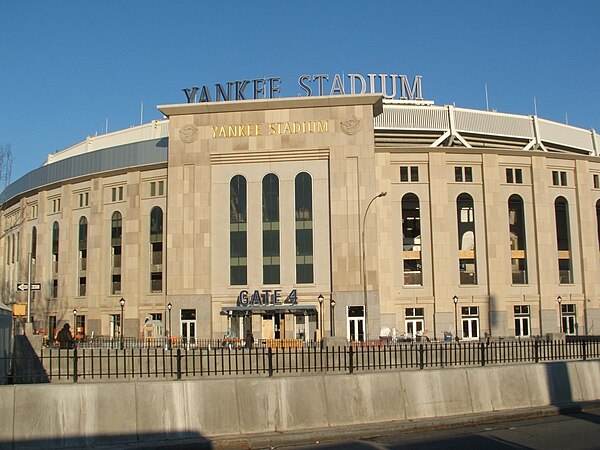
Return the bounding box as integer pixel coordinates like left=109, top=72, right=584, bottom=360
left=150, top=206, right=163, bottom=292
left=295, top=172, right=313, bottom=283
left=52, top=222, right=59, bottom=267
left=554, top=197, right=572, bottom=284
left=31, top=227, right=37, bottom=260
left=508, top=195, right=527, bottom=284
left=263, top=174, right=280, bottom=284
left=402, top=193, right=422, bottom=286
left=51, top=222, right=59, bottom=298
left=78, top=217, right=88, bottom=296
left=457, top=193, right=477, bottom=285
left=230, top=175, right=247, bottom=285
left=596, top=200, right=600, bottom=251
left=111, top=212, right=122, bottom=294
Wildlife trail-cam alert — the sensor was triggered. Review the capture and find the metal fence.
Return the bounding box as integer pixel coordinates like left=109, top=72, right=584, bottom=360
left=5, top=338, right=600, bottom=384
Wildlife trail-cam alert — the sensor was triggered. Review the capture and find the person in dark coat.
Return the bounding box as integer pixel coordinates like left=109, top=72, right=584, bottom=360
left=56, top=323, right=74, bottom=349
left=245, top=330, right=254, bottom=349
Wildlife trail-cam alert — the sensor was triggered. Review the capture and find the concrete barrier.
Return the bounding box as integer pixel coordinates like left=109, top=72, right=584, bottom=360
left=1, top=361, right=599, bottom=448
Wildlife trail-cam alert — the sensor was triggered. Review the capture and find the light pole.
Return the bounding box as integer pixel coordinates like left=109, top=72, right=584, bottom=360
left=318, top=294, right=324, bottom=342
left=167, top=302, right=172, bottom=349
left=362, top=191, right=387, bottom=342
left=119, top=297, right=125, bottom=350
left=330, top=298, right=336, bottom=337
left=557, top=296, right=562, bottom=333
left=73, top=309, right=77, bottom=343
left=453, top=295, right=459, bottom=341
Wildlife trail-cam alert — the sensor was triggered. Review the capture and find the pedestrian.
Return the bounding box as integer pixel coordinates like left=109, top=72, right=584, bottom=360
left=245, top=330, right=254, bottom=349
left=56, top=323, right=74, bottom=349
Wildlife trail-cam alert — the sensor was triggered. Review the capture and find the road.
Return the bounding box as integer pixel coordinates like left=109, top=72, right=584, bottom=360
left=272, top=407, right=600, bottom=450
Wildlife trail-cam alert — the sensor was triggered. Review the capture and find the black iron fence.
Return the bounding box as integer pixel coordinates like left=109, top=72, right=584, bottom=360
left=5, top=338, right=600, bottom=384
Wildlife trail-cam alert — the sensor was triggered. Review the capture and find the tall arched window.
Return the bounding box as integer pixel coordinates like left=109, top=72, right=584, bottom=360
left=150, top=206, right=163, bottom=292
left=596, top=200, right=600, bottom=251
left=51, top=222, right=59, bottom=298
left=457, top=193, right=477, bottom=285
left=263, top=174, right=280, bottom=284
left=508, top=195, right=527, bottom=284
left=111, top=212, right=122, bottom=294
left=555, top=197, right=572, bottom=284
left=31, top=227, right=37, bottom=265
left=402, top=193, right=422, bottom=286
left=295, top=172, right=313, bottom=283
left=78, top=217, right=88, bottom=296
left=230, top=175, right=247, bottom=285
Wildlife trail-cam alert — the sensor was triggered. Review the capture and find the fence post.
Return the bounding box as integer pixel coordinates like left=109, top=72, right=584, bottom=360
left=480, top=342, right=485, bottom=367
left=419, top=344, right=424, bottom=370
left=534, top=338, right=539, bottom=363
left=73, top=347, right=78, bottom=383
left=348, top=346, right=354, bottom=374
left=582, top=340, right=587, bottom=361
left=268, top=347, right=273, bottom=377
left=176, top=348, right=182, bottom=380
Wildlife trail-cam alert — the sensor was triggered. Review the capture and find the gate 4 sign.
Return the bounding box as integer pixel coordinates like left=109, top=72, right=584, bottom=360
left=16, top=283, right=41, bottom=291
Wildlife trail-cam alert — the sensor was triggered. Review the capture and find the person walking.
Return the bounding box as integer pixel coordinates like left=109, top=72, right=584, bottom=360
left=56, top=323, right=74, bottom=349
left=245, top=330, right=254, bottom=349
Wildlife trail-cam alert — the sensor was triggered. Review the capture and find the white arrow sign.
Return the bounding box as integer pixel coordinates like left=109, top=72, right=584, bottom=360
left=17, top=283, right=29, bottom=291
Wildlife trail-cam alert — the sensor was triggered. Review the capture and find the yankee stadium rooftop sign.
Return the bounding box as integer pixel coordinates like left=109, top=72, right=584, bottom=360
left=183, top=73, right=423, bottom=103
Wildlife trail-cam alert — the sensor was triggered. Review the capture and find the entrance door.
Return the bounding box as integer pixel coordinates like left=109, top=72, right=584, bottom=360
left=461, top=306, right=480, bottom=341
left=180, top=309, right=196, bottom=347
left=109, top=314, right=121, bottom=338
left=347, top=306, right=365, bottom=342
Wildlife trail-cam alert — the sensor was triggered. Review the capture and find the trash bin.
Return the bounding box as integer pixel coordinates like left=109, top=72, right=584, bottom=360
left=444, top=331, right=452, bottom=342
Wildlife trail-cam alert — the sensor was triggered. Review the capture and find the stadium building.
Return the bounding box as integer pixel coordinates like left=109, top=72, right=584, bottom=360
left=2, top=85, right=600, bottom=343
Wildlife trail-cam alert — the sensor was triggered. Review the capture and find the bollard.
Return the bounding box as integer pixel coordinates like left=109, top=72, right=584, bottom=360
left=419, top=344, right=424, bottom=370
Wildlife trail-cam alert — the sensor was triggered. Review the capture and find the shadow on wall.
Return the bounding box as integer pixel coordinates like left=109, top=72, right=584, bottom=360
left=545, top=361, right=600, bottom=426
left=0, top=432, right=212, bottom=450
left=9, top=335, right=49, bottom=384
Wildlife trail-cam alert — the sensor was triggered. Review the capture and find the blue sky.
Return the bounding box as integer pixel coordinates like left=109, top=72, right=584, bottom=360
left=1, top=1, right=599, bottom=183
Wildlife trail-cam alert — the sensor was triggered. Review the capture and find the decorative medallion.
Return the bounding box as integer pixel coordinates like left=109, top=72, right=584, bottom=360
left=340, top=116, right=361, bottom=135
left=179, top=124, right=198, bottom=143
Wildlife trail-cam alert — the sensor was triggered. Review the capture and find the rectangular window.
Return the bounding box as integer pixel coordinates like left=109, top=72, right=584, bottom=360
left=151, top=272, right=162, bottom=293
left=410, top=166, right=419, bottom=182
left=51, top=279, right=58, bottom=299
left=111, top=187, right=117, bottom=202
left=594, top=174, right=600, bottom=189
left=460, top=306, right=479, bottom=340
left=118, top=186, right=123, bottom=200
left=455, top=166, right=473, bottom=182
left=78, top=192, right=89, bottom=208
left=150, top=182, right=156, bottom=197
left=52, top=198, right=61, bottom=213
left=560, top=171, right=567, bottom=186
left=464, top=167, right=473, bottom=182
left=515, top=169, right=523, bottom=184
left=455, top=166, right=463, bottom=182
left=561, top=304, right=576, bottom=335
left=158, top=181, right=164, bottom=196
left=514, top=305, right=530, bottom=337
left=400, top=166, right=409, bottom=182
left=78, top=277, right=86, bottom=297
left=111, top=274, right=121, bottom=294
left=506, top=168, right=514, bottom=183
left=552, top=171, right=560, bottom=186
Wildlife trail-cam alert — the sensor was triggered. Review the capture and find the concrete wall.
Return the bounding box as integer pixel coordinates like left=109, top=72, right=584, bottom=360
left=1, top=361, right=599, bottom=449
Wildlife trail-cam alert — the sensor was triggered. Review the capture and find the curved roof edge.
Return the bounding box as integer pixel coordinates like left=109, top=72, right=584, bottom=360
left=1, top=138, right=168, bottom=206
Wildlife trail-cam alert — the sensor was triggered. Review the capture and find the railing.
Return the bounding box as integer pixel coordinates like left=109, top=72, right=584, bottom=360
left=5, top=338, right=600, bottom=384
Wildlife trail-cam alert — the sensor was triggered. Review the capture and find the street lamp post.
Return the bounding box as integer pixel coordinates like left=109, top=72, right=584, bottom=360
left=73, top=309, right=77, bottom=343
left=119, top=298, right=125, bottom=350
left=330, top=298, right=336, bottom=337
left=318, top=294, right=324, bottom=342
left=453, top=295, right=459, bottom=341
left=167, top=302, right=172, bottom=349
left=362, top=191, right=387, bottom=342
left=557, top=296, right=562, bottom=333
